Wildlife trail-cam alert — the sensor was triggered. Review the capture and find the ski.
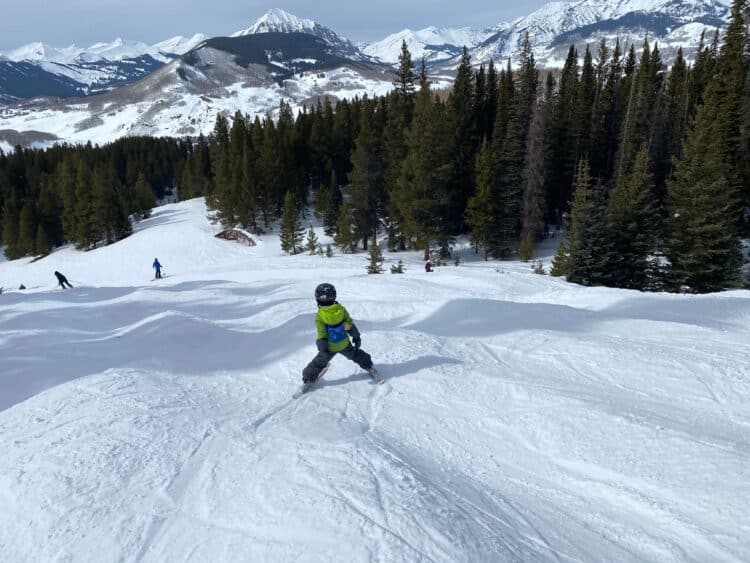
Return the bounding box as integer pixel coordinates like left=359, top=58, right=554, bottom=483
left=292, top=364, right=330, bottom=399
left=367, top=367, right=385, bottom=385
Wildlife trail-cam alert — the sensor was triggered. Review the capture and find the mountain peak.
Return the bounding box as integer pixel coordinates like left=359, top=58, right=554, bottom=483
left=229, top=7, right=365, bottom=60
left=232, top=8, right=318, bottom=37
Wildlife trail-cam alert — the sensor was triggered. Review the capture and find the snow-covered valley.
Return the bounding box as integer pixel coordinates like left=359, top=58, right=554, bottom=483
left=1, top=199, right=749, bottom=561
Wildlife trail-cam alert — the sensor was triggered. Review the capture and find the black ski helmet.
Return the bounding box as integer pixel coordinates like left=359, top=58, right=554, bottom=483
left=315, top=283, right=336, bottom=306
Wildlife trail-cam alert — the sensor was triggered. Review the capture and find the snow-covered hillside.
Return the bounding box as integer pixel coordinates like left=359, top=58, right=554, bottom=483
left=1, top=199, right=749, bottom=561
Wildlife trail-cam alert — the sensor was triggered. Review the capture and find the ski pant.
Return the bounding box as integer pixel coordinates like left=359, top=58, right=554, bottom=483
left=302, top=344, right=372, bottom=383
left=58, top=280, right=73, bottom=289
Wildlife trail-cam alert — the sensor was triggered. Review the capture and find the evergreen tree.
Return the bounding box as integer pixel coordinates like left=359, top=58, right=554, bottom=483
left=659, top=48, right=690, bottom=189
left=466, top=140, right=499, bottom=259
left=17, top=202, right=36, bottom=256
left=393, top=40, right=416, bottom=97
left=305, top=225, right=319, bottom=255
left=446, top=47, right=477, bottom=232
left=518, top=233, right=534, bottom=262
left=485, top=60, right=499, bottom=140
left=133, top=172, right=157, bottom=220
left=35, top=224, right=50, bottom=256
left=208, top=113, right=230, bottom=208
left=590, top=39, right=622, bottom=180
left=603, top=145, right=660, bottom=289
left=390, top=259, right=405, bottom=274
left=394, top=75, right=452, bottom=259
left=517, top=32, right=540, bottom=145
left=547, top=46, right=580, bottom=223
left=664, top=0, right=747, bottom=292
left=345, top=101, right=384, bottom=247
left=521, top=100, right=547, bottom=244
left=2, top=195, right=21, bottom=259
left=279, top=191, right=304, bottom=255
left=551, top=159, right=607, bottom=284
left=575, top=45, right=597, bottom=163
left=366, top=234, right=384, bottom=274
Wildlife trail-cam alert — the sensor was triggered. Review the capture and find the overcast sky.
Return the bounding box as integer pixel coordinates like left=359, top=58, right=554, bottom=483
left=0, top=1, right=551, bottom=50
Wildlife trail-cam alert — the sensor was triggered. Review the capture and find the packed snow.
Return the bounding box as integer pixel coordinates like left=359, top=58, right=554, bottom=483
left=1, top=199, right=749, bottom=562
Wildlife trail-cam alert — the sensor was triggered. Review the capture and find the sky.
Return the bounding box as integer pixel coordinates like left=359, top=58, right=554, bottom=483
left=0, top=0, right=552, bottom=50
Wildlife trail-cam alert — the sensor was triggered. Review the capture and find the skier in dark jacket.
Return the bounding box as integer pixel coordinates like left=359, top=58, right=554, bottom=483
left=302, top=283, right=379, bottom=384
left=152, top=258, right=163, bottom=279
left=54, top=271, right=73, bottom=289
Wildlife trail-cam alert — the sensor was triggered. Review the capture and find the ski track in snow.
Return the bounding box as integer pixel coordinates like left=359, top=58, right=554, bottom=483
left=1, top=199, right=749, bottom=562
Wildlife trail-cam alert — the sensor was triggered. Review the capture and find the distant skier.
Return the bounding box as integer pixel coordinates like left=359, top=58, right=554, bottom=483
left=152, top=258, right=163, bottom=279
left=425, top=260, right=433, bottom=272
left=301, top=283, right=380, bottom=387
left=54, top=271, right=73, bottom=289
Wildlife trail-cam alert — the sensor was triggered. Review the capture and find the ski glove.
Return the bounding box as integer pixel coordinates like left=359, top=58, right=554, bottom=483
left=316, top=339, right=328, bottom=353
left=353, top=336, right=361, bottom=349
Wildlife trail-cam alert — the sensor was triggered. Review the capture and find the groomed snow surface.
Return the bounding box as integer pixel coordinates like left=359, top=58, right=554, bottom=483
left=1, top=199, right=749, bottom=562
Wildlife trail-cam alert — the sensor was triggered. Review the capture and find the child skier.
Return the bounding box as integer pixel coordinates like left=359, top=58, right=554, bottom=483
left=301, top=283, right=381, bottom=388
left=152, top=258, right=163, bottom=279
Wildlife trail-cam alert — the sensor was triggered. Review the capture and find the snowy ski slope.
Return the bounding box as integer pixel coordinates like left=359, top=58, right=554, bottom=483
left=1, top=199, right=749, bottom=562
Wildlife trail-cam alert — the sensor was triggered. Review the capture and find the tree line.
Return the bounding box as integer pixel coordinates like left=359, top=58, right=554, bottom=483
left=1, top=0, right=748, bottom=293
left=0, top=138, right=184, bottom=258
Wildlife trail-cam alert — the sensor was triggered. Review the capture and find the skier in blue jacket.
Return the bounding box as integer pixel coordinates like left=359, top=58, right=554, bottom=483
left=152, top=258, right=163, bottom=279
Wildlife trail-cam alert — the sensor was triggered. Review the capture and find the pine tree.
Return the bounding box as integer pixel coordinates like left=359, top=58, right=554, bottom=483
left=496, top=99, right=525, bottom=256
left=366, top=234, right=384, bottom=274
left=133, top=172, right=157, bottom=220
left=517, top=32, right=540, bottom=145
left=547, top=46, right=580, bottom=223
left=17, top=202, right=36, bottom=256
left=485, top=61, right=499, bottom=140
left=659, top=48, right=690, bottom=189
left=305, top=225, right=319, bottom=255
left=279, top=191, right=304, bottom=255
left=575, top=45, right=596, bottom=163
left=590, top=39, right=621, bottom=180
left=551, top=159, right=607, bottom=284
left=390, top=259, right=405, bottom=274
left=393, top=40, right=416, bottom=97
left=34, top=224, right=50, bottom=256
left=346, top=101, right=384, bottom=248
left=446, top=47, right=477, bottom=233
left=521, top=100, right=547, bottom=243
left=394, top=75, right=452, bottom=259
left=518, top=233, right=535, bottom=262
left=1, top=195, right=21, bottom=259
left=603, top=145, right=660, bottom=289
left=466, top=140, right=499, bottom=259
left=664, top=0, right=747, bottom=292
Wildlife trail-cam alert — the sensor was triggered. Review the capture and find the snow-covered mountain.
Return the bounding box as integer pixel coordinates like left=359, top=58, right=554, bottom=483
left=467, top=0, right=730, bottom=68
left=1, top=198, right=749, bottom=561
left=362, top=26, right=496, bottom=65
left=358, top=0, right=730, bottom=70
left=232, top=8, right=365, bottom=61
left=0, top=34, right=207, bottom=102
left=0, top=33, right=396, bottom=148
